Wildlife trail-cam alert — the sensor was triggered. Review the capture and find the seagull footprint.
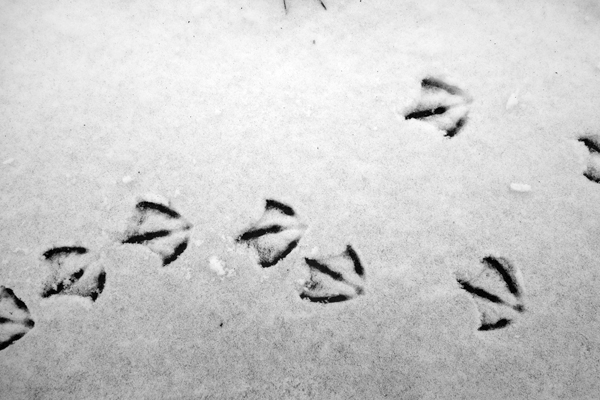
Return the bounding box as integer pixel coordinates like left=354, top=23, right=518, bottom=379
left=456, top=256, right=525, bottom=331
left=578, top=134, right=600, bottom=183
left=121, top=196, right=192, bottom=266
left=404, top=76, right=472, bottom=137
left=0, top=286, right=35, bottom=351
left=237, top=199, right=307, bottom=268
left=300, top=245, right=366, bottom=304
left=40, top=246, right=106, bottom=302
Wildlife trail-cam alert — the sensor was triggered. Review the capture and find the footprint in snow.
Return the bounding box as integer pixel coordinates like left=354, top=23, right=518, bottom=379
left=404, top=76, right=473, bottom=138
left=456, top=256, right=525, bottom=331
left=120, top=195, right=192, bottom=266
left=0, top=286, right=35, bottom=351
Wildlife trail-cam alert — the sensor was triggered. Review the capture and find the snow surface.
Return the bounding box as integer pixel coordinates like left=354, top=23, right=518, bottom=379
left=1, top=0, right=600, bottom=398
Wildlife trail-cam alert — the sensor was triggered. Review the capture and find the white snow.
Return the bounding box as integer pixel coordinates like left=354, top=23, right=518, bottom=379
left=509, top=183, right=532, bottom=192
left=1, top=0, right=600, bottom=399
left=208, top=256, right=227, bottom=276
left=506, top=90, right=519, bottom=110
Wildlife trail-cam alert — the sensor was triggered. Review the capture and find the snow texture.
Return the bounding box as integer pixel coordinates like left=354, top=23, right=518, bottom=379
left=1, top=0, right=600, bottom=399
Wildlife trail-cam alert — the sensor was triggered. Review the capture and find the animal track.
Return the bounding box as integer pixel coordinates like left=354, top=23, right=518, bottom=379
left=121, top=197, right=192, bottom=266
left=300, top=245, right=365, bottom=304
left=456, top=256, right=525, bottom=331
left=237, top=199, right=307, bottom=268
left=578, top=134, right=600, bottom=183
left=40, top=246, right=106, bottom=302
left=283, top=0, right=327, bottom=13
left=404, top=76, right=472, bottom=137
left=1, top=286, right=35, bottom=351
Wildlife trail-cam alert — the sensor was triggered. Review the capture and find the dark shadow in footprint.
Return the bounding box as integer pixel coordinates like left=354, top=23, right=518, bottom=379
left=578, top=134, right=600, bottom=183
left=478, top=318, right=511, bottom=331
left=40, top=246, right=106, bottom=302
left=456, top=256, right=525, bottom=331
left=1, top=286, right=35, bottom=351
left=404, top=76, right=472, bottom=138
left=300, top=245, right=365, bottom=304
left=121, top=196, right=192, bottom=266
left=237, top=199, right=307, bottom=268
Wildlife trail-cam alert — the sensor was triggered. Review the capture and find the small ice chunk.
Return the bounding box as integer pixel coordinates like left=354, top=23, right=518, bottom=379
left=208, top=256, right=226, bottom=276
left=122, top=175, right=134, bottom=184
left=3, top=158, right=14, bottom=165
left=506, top=91, right=519, bottom=110
left=510, top=183, right=531, bottom=192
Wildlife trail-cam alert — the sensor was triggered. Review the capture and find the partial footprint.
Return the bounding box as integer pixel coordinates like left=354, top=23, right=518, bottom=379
left=40, top=246, right=106, bottom=302
left=0, top=286, right=35, bottom=351
left=237, top=199, right=307, bottom=268
left=300, top=245, right=365, bottom=304
left=578, top=134, right=600, bottom=183
left=456, top=256, right=525, bottom=331
left=121, top=196, right=192, bottom=266
left=283, top=0, right=327, bottom=13
left=404, top=76, right=472, bottom=137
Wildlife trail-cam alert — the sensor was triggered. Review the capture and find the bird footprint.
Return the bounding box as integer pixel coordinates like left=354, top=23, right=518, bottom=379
left=300, top=245, right=365, bottom=304
left=121, top=196, right=192, bottom=266
left=237, top=199, right=307, bottom=268
left=578, top=134, right=600, bottom=183
left=0, top=286, right=35, bottom=351
left=40, top=246, right=106, bottom=302
left=404, top=76, right=472, bottom=137
left=456, top=256, right=525, bottom=331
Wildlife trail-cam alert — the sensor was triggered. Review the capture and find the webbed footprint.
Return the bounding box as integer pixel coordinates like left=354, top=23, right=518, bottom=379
left=456, top=256, right=525, bottom=331
left=300, top=245, right=365, bottom=304
left=121, top=196, right=192, bottom=266
left=40, top=246, right=106, bottom=302
left=237, top=199, right=307, bottom=268
left=404, top=76, right=472, bottom=137
left=578, top=134, right=600, bottom=183
left=0, top=286, right=35, bottom=351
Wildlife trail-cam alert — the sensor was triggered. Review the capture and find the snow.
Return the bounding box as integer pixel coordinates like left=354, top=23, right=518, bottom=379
left=208, top=256, right=227, bottom=276
left=506, top=90, right=519, bottom=110
left=1, top=0, right=600, bottom=399
left=509, top=183, right=532, bottom=192
left=121, top=175, right=134, bottom=184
